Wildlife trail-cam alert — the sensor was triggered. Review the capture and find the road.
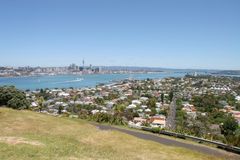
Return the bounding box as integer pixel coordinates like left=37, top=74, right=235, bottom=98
left=93, top=123, right=240, bottom=159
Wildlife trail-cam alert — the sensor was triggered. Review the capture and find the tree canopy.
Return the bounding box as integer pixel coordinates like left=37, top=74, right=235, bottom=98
left=0, top=86, right=29, bottom=109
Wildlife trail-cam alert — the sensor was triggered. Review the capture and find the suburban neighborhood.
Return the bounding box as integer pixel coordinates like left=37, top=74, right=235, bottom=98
left=10, top=74, right=238, bottom=148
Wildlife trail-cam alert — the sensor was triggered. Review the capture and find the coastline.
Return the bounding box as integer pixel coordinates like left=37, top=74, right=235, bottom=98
left=0, top=72, right=186, bottom=91
left=0, top=71, right=167, bottom=78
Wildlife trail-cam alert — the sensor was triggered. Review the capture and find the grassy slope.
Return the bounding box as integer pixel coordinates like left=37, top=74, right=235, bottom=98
left=0, top=108, right=222, bottom=160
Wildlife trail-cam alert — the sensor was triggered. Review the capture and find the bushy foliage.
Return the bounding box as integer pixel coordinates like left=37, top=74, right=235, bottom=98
left=95, top=97, right=105, bottom=105
left=104, top=93, right=119, bottom=100
left=221, top=115, right=238, bottom=137
left=147, top=98, right=158, bottom=116
left=209, top=111, right=228, bottom=124
left=123, top=109, right=139, bottom=121
left=192, top=94, right=219, bottom=112
left=0, top=86, right=29, bottom=109
left=36, top=89, right=53, bottom=100
left=89, top=113, right=126, bottom=125
left=169, top=91, right=174, bottom=102
left=152, top=127, right=161, bottom=133
left=235, top=103, right=240, bottom=111
left=161, top=93, right=164, bottom=103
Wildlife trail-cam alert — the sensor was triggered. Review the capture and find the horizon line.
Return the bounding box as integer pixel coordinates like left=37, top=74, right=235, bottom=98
left=1, top=65, right=239, bottom=71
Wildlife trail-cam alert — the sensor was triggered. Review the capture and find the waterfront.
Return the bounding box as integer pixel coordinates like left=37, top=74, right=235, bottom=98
left=0, top=72, right=187, bottom=90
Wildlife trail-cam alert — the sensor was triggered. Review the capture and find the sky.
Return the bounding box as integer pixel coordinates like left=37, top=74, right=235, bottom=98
left=0, top=0, right=239, bottom=70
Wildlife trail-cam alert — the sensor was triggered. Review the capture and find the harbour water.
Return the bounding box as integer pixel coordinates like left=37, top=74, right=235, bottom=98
left=0, top=71, right=192, bottom=90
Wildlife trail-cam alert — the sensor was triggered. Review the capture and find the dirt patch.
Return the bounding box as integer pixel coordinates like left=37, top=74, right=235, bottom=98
left=0, top=136, right=44, bottom=146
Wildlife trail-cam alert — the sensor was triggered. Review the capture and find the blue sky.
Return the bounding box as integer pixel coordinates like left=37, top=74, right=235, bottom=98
left=0, top=0, right=239, bottom=69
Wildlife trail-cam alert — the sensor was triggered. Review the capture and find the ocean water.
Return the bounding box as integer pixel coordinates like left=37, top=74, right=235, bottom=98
left=0, top=72, right=187, bottom=90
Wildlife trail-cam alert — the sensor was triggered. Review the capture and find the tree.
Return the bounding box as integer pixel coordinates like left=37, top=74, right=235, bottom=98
left=0, top=86, right=29, bottom=109
left=176, top=110, right=187, bottom=132
left=147, top=97, right=157, bottom=116
left=7, top=96, right=29, bottom=110
left=37, top=96, right=45, bottom=112
left=150, top=108, right=157, bottom=116
left=58, top=105, right=63, bottom=114
left=169, top=91, right=174, bottom=102
left=124, top=109, right=139, bottom=121
left=95, top=97, right=105, bottom=105
left=221, top=115, right=238, bottom=137
left=235, top=103, right=240, bottom=111
left=0, top=86, right=18, bottom=105
left=147, top=98, right=157, bottom=108
left=114, top=104, right=125, bottom=113
left=159, top=109, right=168, bottom=116
left=89, top=112, right=126, bottom=125
left=36, top=89, right=52, bottom=100
left=209, top=111, right=228, bottom=124
left=161, top=93, right=164, bottom=104
left=192, top=94, right=219, bottom=112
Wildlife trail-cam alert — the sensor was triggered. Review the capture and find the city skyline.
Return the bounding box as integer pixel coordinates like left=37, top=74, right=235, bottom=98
left=0, top=0, right=240, bottom=70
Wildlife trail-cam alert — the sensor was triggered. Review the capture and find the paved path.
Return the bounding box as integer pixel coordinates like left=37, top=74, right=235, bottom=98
left=93, top=123, right=240, bottom=159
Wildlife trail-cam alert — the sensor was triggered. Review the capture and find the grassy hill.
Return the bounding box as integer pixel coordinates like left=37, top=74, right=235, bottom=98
left=0, top=108, right=223, bottom=160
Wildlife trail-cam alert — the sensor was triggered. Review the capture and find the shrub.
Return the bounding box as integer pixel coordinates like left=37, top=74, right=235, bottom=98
left=152, top=127, right=160, bottom=133
left=0, top=86, right=29, bottom=109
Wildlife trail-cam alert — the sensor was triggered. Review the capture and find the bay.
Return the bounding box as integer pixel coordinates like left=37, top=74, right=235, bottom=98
left=0, top=72, right=188, bottom=90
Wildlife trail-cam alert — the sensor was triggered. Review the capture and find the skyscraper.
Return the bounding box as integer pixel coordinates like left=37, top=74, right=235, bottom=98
left=82, top=59, right=85, bottom=69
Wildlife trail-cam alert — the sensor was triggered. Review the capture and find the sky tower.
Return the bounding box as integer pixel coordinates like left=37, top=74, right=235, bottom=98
left=82, top=59, right=85, bottom=69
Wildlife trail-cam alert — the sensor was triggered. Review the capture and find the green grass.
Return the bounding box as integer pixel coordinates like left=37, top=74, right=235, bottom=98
left=0, top=107, right=227, bottom=160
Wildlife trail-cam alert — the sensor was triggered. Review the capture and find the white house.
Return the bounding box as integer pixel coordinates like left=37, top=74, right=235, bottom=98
left=132, top=100, right=142, bottom=105
left=31, top=102, right=38, bottom=107
left=156, top=102, right=162, bottom=108
left=235, top=96, right=240, bottom=102
left=58, top=92, right=70, bottom=97
left=145, top=108, right=151, bottom=113
left=91, top=110, right=100, bottom=114
left=127, top=104, right=137, bottom=109
left=140, top=97, right=149, bottom=102
left=141, top=105, right=148, bottom=109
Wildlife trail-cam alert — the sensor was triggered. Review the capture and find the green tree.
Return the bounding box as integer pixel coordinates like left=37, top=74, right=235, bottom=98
left=0, top=86, right=29, bottom=109
left=209, top=111, right=228, bottom=124
left=235, top=103, right=240, bottom=111
left=192, top=94, right=219, bottom=112
left=161, top=93, right=164, bottom=104
left=37, top=96, right=45, bottom=112
left=169, top=91, right=174, bottom=102
left=114, top=104, right=125, bottom=113
left=95, top=97, right=105, bottom=105
left=7, top=96, right=30, bottom=110
left=58, top=105, right=63, bottom=114
left=176, top=110, right=187, bottom=132
left=221, top=115, right=238, bottom=137
left=147, top=98, right=157, bottom=108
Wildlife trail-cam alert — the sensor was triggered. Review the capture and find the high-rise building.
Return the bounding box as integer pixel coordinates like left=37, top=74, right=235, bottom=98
left=82, top=59, right=85, bottom=69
